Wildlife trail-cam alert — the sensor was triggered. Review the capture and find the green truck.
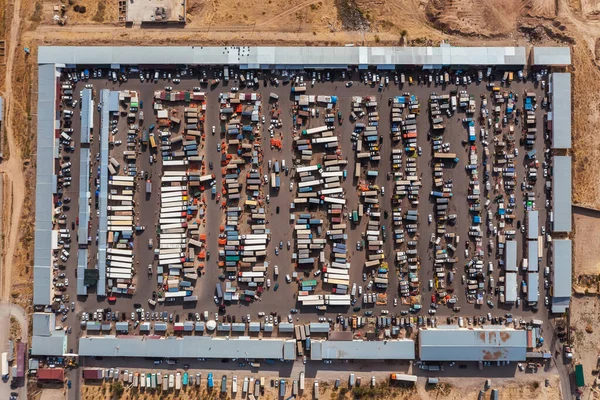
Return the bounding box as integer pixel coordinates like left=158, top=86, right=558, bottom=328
left=575, top=363, right=585, bottom=387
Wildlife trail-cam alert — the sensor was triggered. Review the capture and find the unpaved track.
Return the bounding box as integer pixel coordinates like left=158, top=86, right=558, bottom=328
left=0, top=0, right=25, bottom=301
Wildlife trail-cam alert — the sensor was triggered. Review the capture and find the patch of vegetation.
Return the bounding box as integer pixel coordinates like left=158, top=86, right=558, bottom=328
left=111, top=381, right=124, bottom=397
left=92, top=1, right=105, bottom=22
left=335, top=0, right=370, bottom=31
left=378, top=20, right=396, bottom=30
left=31, top=2, right=43, bottom=22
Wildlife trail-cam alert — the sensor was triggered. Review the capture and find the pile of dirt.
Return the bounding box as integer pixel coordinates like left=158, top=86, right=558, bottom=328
left=335, top=0, right=370, bottom=31
left=425, top=0, right=522, bottom=37
left=522, top=0, right=557, bottom=19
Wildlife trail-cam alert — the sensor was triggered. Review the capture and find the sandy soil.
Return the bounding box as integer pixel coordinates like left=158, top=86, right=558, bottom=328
left=573, top=213, right=600, bottom=277
left=35, top=0, right=118, bottom=25
left=426, top=0, right=524, bottom=37
left=35, top=388, right=67, bottom=400
left=568, top=295, right=600, bottom=392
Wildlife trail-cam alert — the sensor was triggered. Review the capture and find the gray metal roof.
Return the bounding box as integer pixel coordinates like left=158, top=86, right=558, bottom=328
left=80, top=89, right=93, bottom=143
left=419, top=326, right=527, bottom=361
left=77, top=249, right=88, bottom=296
left=552, top=298, right=570, bottom=314
left=308, top=323, right=330, bottom=333
left=115, top=322, right=129, bottom=331
left=310, top=339, right=415, bottom=360
left=78, top=148, right=91, bottom=246
left=528, top=240, right=538, bottom=272
left=154, top=323, right=167, bottom=332
left=552, top=240, right=572, bottom=308
left=33, top=64, right=57, bottom=306
left=32, top=313, right=54, bottom=337
left=533, top=47, right=571, bottom=66
left=96, top=90, right=110, bottom=296
left=86, top=322, right=101, bottom=331
left=217, top=323, right=231, bottom=332
left=78, top=336, right=297, bottom=359
left=552, top=156, right=572, bottom=232
left=108, top=91, right=119, bottom=112
left=38, top=46, right=526, bottom=67
left=551, top=73, right=571, bottom=149
left=527, top=272, right=539, bottom=303
left=505, top=272, right=517, bottom=302
left=31, top=334, right=67, bottom=357
left=278, top=323, right=294, bottom=332
left=248, top=322, right=260, bottom=332
left=505, top=240, right=517, bottom=272
left=527, top=210, right=538, bottom=240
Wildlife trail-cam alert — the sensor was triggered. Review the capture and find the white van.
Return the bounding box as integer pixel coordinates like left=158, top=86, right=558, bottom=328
left=148, top=299, right=157, bottom=306
left=59, top=229, right=70, bottom=234
left=60, top=132, right=72, bottom=141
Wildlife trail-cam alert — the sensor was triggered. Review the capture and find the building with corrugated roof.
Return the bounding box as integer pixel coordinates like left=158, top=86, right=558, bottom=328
left=278, top=323, right=294, bottom=333
left=310, top=339, right=415, bottom=360
left=550, top=73, right=571, bottom=149
left=552, top=156, right=572, bottom=233
left=505, top=240, right=517, bottom=272
left=37, top=46, right=528, bottom=69
left=505, top=272, right=518, bottom=303
left=552, top=240, right=572, bottom=313
left=527, top=210, right=538, bottom=240
left=532, top=47, right=571, bottom=66
left=37, top=368, right=65, bottom=381
left=78, top=335, right=297, bottom=360
left=31, top=313, right=67, bottom=356
left=419, top=326, right=527, bottom=361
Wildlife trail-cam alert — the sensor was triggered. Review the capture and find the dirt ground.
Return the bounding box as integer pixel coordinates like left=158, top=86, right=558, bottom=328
left=79, top=375, right=562, bottom=400
left=573, top=213, right=600, bottom=292
left=34, top=388, right=67, bottom=400
left=568, top=295, right=600, bottom=394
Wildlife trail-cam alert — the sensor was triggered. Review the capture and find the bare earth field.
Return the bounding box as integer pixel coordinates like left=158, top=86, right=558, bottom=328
left=573, top=213, right=600, bottom=278
left=2, top=0, right=600, bottom=399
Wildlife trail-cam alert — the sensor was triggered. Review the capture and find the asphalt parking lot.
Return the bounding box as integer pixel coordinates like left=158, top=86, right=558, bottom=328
left=55, top=67, right=552, bottom=352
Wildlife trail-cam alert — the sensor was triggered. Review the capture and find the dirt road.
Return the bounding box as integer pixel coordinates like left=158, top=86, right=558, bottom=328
left=0, top=0, right=25, bottom=301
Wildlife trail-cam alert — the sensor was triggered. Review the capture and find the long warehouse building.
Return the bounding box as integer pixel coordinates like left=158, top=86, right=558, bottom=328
left=78, top=336, right=297, bottom=360
left=419, top=326, right=527, bottom=362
